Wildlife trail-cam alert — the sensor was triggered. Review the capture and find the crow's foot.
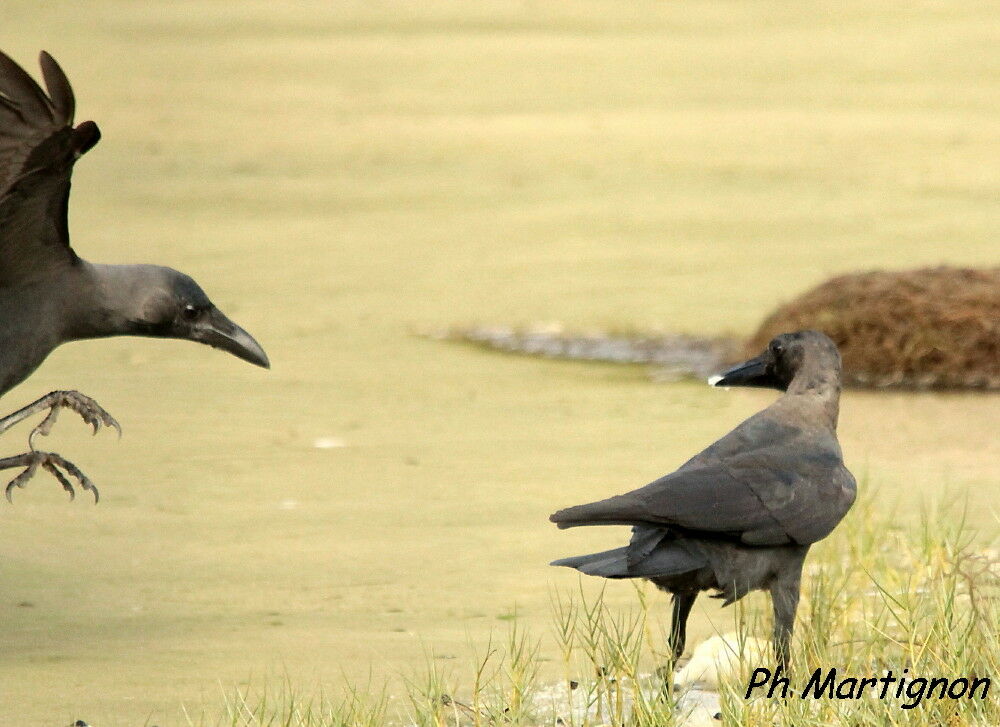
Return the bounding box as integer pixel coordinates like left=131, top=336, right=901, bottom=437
left=0, top=450, right=99, bottom=503
left=0, top=390, right=120, bottom=449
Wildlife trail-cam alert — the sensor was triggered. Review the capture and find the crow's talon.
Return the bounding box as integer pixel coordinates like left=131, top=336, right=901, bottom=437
left=2, top=451, right=99, bottom=503
left=25, top=390, right=121, bottom=451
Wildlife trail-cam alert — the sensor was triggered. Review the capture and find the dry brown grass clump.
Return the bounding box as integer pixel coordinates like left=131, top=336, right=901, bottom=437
left=746, top=267, right=1000, bottom=390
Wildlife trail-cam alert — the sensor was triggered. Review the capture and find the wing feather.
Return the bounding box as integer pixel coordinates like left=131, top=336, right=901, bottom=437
left=0, top=50, right=98, bottom=284
left=550, top=408, right=856, bottom=546
left=38, top=52, right=74, bottom=121
left=0, top=51, right=54, bottom=121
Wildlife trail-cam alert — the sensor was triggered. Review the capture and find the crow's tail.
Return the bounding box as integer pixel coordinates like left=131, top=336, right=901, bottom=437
left=551, top=538, right=707, bottom=579
left=549, top=493, right=648, bottom=529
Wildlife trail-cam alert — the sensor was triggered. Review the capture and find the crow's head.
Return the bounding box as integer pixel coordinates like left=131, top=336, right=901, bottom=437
left=108, top=265, right=270, bottom=369
left=709, top=331, right=840, bottom=391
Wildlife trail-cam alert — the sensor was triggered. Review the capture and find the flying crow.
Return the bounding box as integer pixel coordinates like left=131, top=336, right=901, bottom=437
left=0, top=50, right=268, bottom=501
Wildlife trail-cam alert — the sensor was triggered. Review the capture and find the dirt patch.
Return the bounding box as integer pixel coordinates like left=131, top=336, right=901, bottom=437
left=746, top=267, right=1000, bottom=390
left=438, top=267, right=1000, bottom=391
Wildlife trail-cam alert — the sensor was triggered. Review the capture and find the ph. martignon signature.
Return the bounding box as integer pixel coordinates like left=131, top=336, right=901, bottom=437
left=746, top=667, right=991, bottom=710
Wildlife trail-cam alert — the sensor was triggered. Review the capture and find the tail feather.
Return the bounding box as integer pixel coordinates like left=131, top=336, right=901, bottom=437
left=549, top=493, right=648, bottom=529
left=635, top=541, right=707, bottom=577
left=551, top=538, right=708, bottom=579
left=551, top=547, right=632, bottom=578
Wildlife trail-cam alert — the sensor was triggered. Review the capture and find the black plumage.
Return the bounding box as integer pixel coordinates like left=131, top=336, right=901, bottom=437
left=550, top=331, right=856, bottom=667
left=0, top=50, right=268, bottom=501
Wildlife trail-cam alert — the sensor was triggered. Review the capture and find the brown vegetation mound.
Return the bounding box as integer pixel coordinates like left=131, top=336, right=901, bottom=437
left=745, top=267, right=1000, bottom=390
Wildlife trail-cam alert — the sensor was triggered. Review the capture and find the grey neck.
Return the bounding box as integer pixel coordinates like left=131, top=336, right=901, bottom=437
left=786, top=360, right=842, bottom=429
left=62, top=262, right=168, bottom=341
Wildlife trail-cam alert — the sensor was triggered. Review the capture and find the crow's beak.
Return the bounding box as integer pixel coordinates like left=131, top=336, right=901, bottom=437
left=708, top=354, right=775, bottom=388
left=190, top=307, right=270, bottom=369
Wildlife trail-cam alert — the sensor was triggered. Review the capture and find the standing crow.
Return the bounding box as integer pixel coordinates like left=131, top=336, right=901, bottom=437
left=550, top=331, right=855, bottom=667
left=0, top=50, right=268, bottom=501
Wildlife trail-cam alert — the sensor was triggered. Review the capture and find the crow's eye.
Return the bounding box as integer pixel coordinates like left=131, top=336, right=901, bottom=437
left=182, top=304, right=200, bottom=321
left=770, top=342, right=785, bottom=357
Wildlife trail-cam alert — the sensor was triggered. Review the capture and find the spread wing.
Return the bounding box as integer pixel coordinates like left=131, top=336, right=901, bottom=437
left=550, top=412, right=856, bottom=546
left=0, top=50, right=100, bottom=286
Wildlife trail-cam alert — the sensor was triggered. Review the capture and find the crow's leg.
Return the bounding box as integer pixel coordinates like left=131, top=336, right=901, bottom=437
left=770, top=547, right=809, bottom=669
left=0, top=450, right=99, bottom=503
left=0, top=390, right=120, bottom=448
left=668, top=591, right=698, bottom=662
left=769, top=577, right=803, bottom=670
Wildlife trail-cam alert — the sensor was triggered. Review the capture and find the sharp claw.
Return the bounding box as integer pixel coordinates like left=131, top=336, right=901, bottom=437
left=82, top=475, right=99, bottom=504
left=65, top=394, right=121, bottom=441
left=42, top=461, right=75, bottom=501
left=5, top=459, right=39, bottom=502
left=52, top=455, right=99, bottom=504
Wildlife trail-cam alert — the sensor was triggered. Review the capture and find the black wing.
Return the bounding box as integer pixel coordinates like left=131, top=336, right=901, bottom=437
left=0, top=50, right=100, bottom=286
left=550, top=414, right=856, bottom=546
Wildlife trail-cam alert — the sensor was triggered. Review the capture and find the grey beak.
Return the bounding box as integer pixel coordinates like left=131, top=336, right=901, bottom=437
left=709, top=354, right=773, bottom=388
left=192, top=307, right=270, bottom=369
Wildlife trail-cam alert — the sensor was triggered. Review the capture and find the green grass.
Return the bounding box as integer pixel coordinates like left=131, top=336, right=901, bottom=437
left=1, top=1, right=998, bottom=724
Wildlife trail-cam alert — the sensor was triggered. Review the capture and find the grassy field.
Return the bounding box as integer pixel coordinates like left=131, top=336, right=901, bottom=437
left=1, top=1, right=998, bottom=724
